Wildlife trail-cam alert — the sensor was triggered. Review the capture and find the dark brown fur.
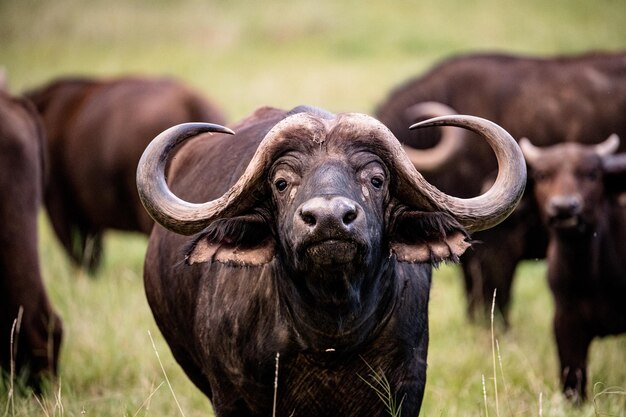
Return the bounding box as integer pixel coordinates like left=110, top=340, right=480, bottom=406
left=0, top=90, right=62, bottom=389
left=375, top=51, right=626, bottom=323
left=524, top=141, right=626, bottom=403
left=143, top=106, right=473, bottom=416
left=25, top=76, right=227, bottom=270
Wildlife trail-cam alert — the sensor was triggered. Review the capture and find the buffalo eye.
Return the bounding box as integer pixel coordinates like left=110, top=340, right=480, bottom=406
left=579, top=169, right=600, bottom=182
left=274, top=178, right=289, bottom=192
left=370, top=176, right=384, bottom=189
left=358, top=158, right=387, bottom=192
left=533, top=170, right=550, bottom=182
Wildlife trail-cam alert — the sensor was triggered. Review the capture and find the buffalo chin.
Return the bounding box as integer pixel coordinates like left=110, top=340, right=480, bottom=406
left=548, top=215, right=585, bottom=232
left=305, top=240, right=359, bottom=266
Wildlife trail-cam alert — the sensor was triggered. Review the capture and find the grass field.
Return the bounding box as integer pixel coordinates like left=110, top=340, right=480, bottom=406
left=1, top=0, right=625, bottom=416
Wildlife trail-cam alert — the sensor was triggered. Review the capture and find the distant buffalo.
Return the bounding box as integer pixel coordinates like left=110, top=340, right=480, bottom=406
left=375, top=51, right=626, bottom=323
left=26, top=76, right=227, bottom=270
left=521, top=135, right=626, bottom=403
left=137, top=105, right=526, bottom=416
left=0, top=89, right=62, bottom=389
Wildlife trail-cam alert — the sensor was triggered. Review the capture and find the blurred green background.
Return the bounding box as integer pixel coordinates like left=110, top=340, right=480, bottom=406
left=1, top=0, right=625, bottom=416
left=3, top=0, right=626, bottom=119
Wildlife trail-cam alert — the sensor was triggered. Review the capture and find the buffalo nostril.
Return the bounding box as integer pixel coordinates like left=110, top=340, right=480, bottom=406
left=343, top=210, right=357, bottom=225
left=301, top=212, right=316, bottom=226
left=298, top=197, right=361, bottom=231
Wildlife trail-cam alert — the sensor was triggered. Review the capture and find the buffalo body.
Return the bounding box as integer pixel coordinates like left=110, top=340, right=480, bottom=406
left=521, top=137, right=626, bottom=402
left=0, top=90, right=62, bottom=389
left=26, top=76, right=227, bottom=270
left=138, top=106, right=525, bottom=416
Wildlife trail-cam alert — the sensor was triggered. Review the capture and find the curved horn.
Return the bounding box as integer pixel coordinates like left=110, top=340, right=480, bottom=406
left=137, top=123, right=235, bottom=235
left=406, top=115, right=527, bottom=232
left=402, top=102, right=465, bottom=171
left=594, top=133, right=620, bottom=156
left=519, top=137, right=541, bottom=166
left=139, top=114, right=525, bottom=236
left=137, top=114, right=328, bottom=235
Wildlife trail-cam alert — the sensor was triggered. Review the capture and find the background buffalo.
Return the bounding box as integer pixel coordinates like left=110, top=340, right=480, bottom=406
left=26, top=76, right=227, bottom=271
left=375, top=51, right=626, bottom=323
left=520, top=136, right=626, bottom=403
left=0, top=89, right=62, bottom=390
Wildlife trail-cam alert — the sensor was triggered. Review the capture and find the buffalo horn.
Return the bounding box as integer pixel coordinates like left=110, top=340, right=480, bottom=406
left=594, top=133, right=620, bottom=156
left=402, top=101, right=465, bottom=171
left=137, top=115, right=328, bottom=235
left=519, top=137, right=540, bottom=165
left=406, top=115, right=526, bottom=232
left=136, top=122, right=235, bottom=235
left=138, top=114, right=526, bottom=236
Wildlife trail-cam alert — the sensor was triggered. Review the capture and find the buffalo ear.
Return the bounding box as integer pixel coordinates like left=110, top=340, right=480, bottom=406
left=187, top=237, right=275, bottom=266
left=602, top=152, right=626, bottom=195
left=185, top=214, right=276, bottom=266
left=390, top=210, right=471, bottom=264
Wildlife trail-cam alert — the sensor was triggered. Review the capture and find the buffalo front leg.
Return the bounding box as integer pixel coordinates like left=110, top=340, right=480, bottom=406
left=553, top=308, right=592, bottom=404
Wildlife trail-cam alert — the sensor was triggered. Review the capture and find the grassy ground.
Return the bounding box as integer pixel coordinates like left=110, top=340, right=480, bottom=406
left=1, top=0, right=625, bottom=415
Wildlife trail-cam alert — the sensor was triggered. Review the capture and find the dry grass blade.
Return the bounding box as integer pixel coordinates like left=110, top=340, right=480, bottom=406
left=272, top=352, right=280, bottom=417
left=4, top=306, right=23, bottom=417
left=358, top=360, right=405, bottom=417
left=592, top=383, right=626, bottom=417
left=490, top=290, right=500, bottom=417
left=482, top=374, right=489, bottom=417
left=132, top=380, right=165, bottom=417
left=148, top=331, right=186, bottom=417
left=32, top=380, right=64, bottom=417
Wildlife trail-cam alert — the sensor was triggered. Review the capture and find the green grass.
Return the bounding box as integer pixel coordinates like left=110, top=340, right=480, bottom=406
left=1, top=0, right=625, bottom=415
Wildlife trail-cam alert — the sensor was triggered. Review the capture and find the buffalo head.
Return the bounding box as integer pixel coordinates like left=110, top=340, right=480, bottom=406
left=138, top=112, right=525, bottom=262
left=521, top=134, right=625, bottom=233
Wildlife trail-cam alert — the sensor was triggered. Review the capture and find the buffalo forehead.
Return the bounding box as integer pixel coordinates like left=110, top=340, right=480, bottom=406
left=532, top=144, right=602, bottom=171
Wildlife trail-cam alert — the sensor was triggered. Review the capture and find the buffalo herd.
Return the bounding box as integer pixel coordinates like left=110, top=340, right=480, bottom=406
left=1, top=50, right=625, bottom=413
left=376, top=51, right=626, bottom=324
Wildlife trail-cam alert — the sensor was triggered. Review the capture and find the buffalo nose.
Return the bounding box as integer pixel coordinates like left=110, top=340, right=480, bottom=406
left=298, top=196, right=360, bottom=232
left=548, top=195, right=582, bottom=217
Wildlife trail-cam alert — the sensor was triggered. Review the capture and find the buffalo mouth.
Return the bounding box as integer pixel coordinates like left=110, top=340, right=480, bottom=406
left=303, top=239, right=361, bottom=266
left=548, top=213, right=581, bottom=229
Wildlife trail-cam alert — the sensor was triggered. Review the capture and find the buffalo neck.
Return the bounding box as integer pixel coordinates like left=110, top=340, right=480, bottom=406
left=547, top=208, right=612, bottom=294
left=274, top=256, right=398, bottom=353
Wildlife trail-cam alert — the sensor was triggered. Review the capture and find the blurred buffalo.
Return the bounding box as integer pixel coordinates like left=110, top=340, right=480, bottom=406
left=520, top=135, right=626, bottom=403
left=0, top=88, right=62, bottom=390
left=26, top=76, right=227, bottom=271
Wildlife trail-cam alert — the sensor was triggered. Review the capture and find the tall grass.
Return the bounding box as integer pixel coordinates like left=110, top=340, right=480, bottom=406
left=1, top=0, right=625, bottom=415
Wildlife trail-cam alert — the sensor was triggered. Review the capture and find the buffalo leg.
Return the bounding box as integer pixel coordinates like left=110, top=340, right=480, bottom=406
left=554, top=307, right=591, bottom=404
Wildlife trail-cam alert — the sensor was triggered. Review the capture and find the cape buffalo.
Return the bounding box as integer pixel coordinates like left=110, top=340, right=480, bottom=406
left=137, top=105, right=526, bottom=416
left=0, top=90, right=62, bottom=390
left=25, top=76, right=227, bottom=271
left=520, top=135, right=626, bottom=403
left=375, top=51, right=626, bottom=323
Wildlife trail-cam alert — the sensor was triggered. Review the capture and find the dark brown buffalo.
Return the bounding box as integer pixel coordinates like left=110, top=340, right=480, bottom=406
left=375, top=51, right=626, bottom=323
left=137, top=105, right=526, bottom=416
left=25, top=76, right=227, bottom=270
left=0, top=90, right=62, bottom=389
left=520, top=136, right=626, bottom=403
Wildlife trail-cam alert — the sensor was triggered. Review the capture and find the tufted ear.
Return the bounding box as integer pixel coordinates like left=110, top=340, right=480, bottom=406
left=185, top=213, right=275, bottom=266
left=389, top=210, right=471, bottom=264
